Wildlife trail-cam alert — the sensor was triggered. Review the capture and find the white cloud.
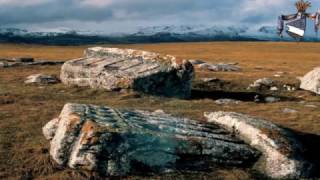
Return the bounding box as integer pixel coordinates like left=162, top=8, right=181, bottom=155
left=241, top=0, right=289, bottom=12
left=79, top=0, right=114, bottom=7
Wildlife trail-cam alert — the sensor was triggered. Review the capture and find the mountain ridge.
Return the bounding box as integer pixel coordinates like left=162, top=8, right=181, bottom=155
left=1, top=25, right=319, bottom=45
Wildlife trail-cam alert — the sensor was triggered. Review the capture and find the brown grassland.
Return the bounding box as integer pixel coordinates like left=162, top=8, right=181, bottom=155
left=0, top=42, right=320, bottom=179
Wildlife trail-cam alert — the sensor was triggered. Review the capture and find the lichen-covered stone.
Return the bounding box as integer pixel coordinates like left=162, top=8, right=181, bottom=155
left=60, top=47, right=194, bottom=98
left=204, top=111, right=314, bottom=179
left=44, top=103, right=260, bottom=176
left=299, top=67, right=320, bottom=95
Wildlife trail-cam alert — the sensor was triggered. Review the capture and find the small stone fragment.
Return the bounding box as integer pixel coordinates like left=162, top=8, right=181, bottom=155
left=215, top=99, right=241, bottom=105
left=0, top=61, right=7, bottom=68
left=24, top=74, right=60, bottom=84
left=282, top=108, right=298, bottom=114
left=254, top=95, right=261, bottom=102
left=283, top=84, right=296, bottom=91
left=264, top=96, right=280, bottom=103
left=198, top=63, right=241, bottom=72
left=270, top=86, right=279, bottom=91
left=304, top=104, right=317, bottom=108
left=201, top=77, right=220, bottom=83
left=248, top=78, right=274, bottom=89
left=274, top=71, right=286, bottom=78
left=153, top=109, right=166, bottom=115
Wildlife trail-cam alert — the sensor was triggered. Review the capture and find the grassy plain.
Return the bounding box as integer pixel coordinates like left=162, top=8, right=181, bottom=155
left=0, top=42, right=319, bottom=179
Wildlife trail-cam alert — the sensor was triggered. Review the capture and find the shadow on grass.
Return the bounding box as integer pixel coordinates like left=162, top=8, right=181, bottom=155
left=191, top=89, right=299, bottom=102
left=191, top=80, right=300, bottom=102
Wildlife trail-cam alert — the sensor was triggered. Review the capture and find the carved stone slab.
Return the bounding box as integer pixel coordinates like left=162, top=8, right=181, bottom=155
left=60, top=47, right=194, bottom=98
left=43, top=103, right=259, bottom=176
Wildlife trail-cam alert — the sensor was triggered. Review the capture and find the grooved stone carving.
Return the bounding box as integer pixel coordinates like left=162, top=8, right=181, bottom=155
left=43, top=103, right=259, bottom=176
left=60, top=47, right=194, bottom=98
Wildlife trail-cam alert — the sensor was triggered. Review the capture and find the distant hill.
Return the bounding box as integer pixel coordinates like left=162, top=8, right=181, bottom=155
left=0, top=25, right=319, bottom=45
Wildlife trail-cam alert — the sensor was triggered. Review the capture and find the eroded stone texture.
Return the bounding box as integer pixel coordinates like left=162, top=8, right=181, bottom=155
left=60, top=47, right=194, bottom=98
left=299, top=67, right=320, bottom=95
left=44, top=103, right=259, bottom=176
left=204, top=111, right=314, bottom=179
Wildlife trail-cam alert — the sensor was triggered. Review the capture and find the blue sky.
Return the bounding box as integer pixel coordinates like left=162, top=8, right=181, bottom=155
left=0, top=0, right=319, bottom=33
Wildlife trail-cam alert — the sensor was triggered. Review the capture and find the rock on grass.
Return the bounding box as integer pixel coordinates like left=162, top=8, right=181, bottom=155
left=25, top=74, right=60, bottom=85
left=204, top=111, right=314, bottom=179
left=43, top=103, right=260, bottom=176
left=60, top=47, right=194, bottom=99
left=299, top=67, right=320, bottom=95
left=198, top=63, right=241, bottom=72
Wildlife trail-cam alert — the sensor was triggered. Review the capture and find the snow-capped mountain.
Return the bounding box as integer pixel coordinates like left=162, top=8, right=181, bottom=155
left=0, top=28, right=29, bottom=36
left=258, top=26, right=278, bottom=34
left=135, top=25, right=208, bottom=36
left=0, top=25, right=318, bottom=45
left=0, top=27, right=75, bottom=37
left=134, top=25, right=249, bottom=37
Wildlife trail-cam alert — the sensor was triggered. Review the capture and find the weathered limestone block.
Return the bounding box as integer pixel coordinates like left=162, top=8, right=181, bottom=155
left=43, top=103, right=259, bottom=176
left=299, top=67, right=320, bottom=95
left=204, top=111, right=314, bottom=179
left=60, top=47, right=194, bottom=98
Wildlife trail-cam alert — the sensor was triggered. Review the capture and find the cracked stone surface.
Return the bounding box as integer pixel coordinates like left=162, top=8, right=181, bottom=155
left=204, top=111, right=314, bottom=179
left=43, top=103, right=260, bottom=176
left=60, top=47, right=194, bottom=98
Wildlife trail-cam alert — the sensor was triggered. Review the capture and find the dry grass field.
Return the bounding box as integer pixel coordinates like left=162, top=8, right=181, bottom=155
left=0, top=42, right=320, bottom=179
